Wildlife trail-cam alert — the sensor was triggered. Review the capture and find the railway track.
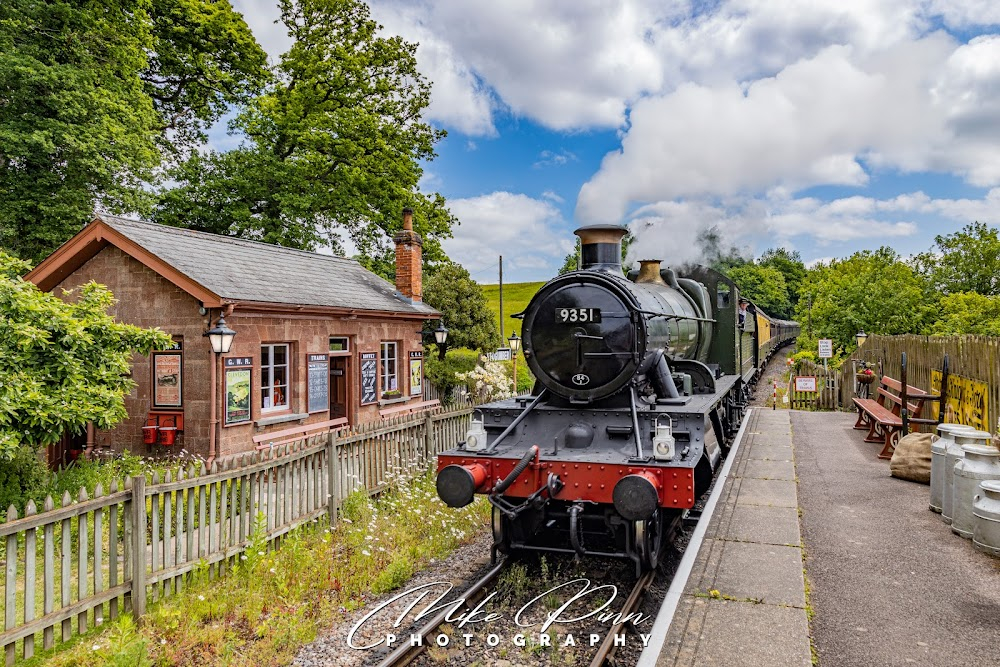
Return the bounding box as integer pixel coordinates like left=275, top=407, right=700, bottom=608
left=372, top=560, right=507, bottom=667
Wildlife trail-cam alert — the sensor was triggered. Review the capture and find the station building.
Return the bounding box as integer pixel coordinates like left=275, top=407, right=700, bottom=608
left=26, top=212, right=439, bottom=465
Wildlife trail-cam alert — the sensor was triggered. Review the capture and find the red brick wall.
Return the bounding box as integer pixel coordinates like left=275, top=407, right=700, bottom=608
left=393, top=230, right=422, bottom=302
left=54, top=245, right=428, bottom=460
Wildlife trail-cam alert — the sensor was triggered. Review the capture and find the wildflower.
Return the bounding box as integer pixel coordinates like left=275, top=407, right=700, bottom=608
left=92, top=644, right=101, bottom=651
left=269, top=568, right=276, bottom=574
left=241, top=555, right=248, bottom=561
left=198, top=595, right=205, bottom=601
left=362, top=550, right=371, bottom=556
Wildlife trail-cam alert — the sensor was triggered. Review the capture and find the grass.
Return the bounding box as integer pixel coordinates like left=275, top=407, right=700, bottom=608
left=17, top=468, right=491, bottom=667
left=480, top=281, right=545, bottom=341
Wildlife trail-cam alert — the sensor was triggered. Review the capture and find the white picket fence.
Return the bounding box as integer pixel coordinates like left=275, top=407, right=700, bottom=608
left=0, top=405, right=472, bottom=664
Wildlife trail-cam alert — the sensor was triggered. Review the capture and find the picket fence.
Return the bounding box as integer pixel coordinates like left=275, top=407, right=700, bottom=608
left=0, top=404, right=472, bottom=664
left=788, top=360, right=840, bottom=410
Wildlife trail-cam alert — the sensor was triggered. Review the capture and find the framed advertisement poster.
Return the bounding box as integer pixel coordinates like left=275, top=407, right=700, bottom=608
left=360, top=352, right=378, bottom=405
left=224, top=356, right=253, bottom=425
left=152, top=351, right=182, bottom=407
left=409, top=351, right=423, bottom=396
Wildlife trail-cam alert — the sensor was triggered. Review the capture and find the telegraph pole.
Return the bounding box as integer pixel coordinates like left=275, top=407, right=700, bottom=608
left=499, top=255, right=505, bottom=342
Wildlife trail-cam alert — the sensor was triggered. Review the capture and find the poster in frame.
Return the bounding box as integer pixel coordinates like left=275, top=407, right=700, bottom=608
left=152, top=351, right=183, bottom=408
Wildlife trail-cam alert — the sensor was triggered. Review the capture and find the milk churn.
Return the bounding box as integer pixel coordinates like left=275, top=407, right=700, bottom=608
left=930, top=424, right=976, bottom=513
left=942, top=430, right=993, bottom=525
left=973, top=480, right=1000, bottom=556
left=951, top=444, right=1000, bottom=539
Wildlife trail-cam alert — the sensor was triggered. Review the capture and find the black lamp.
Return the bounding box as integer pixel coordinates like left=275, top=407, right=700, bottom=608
left=205, top=313, right=237, bottom=354
left=508, top=332, right=521, bottom=354
left=855, top=329, right=867, bottom=348
left=434, top=321, right=449, bottom=360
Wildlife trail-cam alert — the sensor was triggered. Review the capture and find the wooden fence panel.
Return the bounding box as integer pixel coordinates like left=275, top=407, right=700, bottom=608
left=838, top=334, right=1000, bottom=433
left=1, top=403, right=474, bottom=661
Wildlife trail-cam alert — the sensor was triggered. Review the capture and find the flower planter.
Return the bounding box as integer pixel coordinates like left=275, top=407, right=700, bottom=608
left=856, top=373, right=875, bottom=385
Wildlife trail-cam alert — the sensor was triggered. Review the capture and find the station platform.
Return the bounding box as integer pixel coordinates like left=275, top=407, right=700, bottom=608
left=639, top=408, right=1000, bottom=667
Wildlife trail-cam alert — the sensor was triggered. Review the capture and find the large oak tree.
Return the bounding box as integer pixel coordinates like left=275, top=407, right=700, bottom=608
left=0, top=0, right=267, bottom=264
left=155, top=0, right=456, bottom=274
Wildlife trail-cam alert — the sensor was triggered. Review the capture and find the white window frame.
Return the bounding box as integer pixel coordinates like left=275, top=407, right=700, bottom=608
left=261, top=343, right=290, bottom=412
left=380, top=341, right=399, bottom=396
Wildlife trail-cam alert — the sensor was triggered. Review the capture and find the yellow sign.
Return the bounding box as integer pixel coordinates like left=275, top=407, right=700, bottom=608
left=930, top=370, right=990, bottom=432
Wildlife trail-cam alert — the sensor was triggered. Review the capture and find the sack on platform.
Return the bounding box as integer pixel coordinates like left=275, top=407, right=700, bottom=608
left=890, top=432, right=934, bottom=484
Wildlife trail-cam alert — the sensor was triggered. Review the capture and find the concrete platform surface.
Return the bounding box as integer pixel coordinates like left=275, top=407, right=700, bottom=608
left=794, top=410, right=1000, bottom=667
left=655, top=409, right=812, bottom=666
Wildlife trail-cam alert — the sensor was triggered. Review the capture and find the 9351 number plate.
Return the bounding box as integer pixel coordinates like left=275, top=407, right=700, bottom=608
left=555, top=308, right=601, bottom=323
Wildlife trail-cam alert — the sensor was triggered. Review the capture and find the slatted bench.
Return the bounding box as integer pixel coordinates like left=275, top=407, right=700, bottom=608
left=378, top=399, right=441, bottom=419
left=252, top=417, right=348, bottom=451
left=853, top=376, right=930, bottom=459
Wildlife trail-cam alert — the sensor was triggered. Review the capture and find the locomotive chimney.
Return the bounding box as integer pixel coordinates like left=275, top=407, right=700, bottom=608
left=574, top=224, right=628, bottom=273
left=636, top=260, right=667, bottom=285
left=394, top=207, right=422, bottom=302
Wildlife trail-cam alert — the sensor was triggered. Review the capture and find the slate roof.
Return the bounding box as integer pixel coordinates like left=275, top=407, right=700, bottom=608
left=97, top=215, right=438, bottom=316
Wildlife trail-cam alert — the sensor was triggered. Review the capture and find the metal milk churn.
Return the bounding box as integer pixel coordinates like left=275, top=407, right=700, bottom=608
left=930, top=424, right=976, bottom=513
left=973, top=480, right=1000, bottom=556
left=951, top=443, right=1000, bottom=539
left=942, top=430, right=993, bottom=525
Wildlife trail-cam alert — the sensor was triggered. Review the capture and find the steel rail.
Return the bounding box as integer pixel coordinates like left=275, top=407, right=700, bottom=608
left=588, top=568, right=656, bottom=667
left=373, top=559, right=507, bottom=667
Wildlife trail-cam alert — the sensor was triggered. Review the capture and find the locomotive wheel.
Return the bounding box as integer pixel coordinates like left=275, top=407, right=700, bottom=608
left=634, top=510, right=663, bottom=571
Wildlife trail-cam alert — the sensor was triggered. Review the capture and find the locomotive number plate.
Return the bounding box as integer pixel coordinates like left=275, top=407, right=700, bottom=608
left=555, top=308, right=602, bottom=323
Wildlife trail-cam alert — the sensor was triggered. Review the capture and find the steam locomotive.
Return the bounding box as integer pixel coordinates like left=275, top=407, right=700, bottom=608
left=436, top=225, right=798, bottom=573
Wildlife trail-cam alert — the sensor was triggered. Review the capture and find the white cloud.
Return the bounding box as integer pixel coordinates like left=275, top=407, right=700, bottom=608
left=624, top=188, right=1000, bottom=268
left=444, top=192, right=574, bottom=281
left=533, top=149, right=578, bottom=169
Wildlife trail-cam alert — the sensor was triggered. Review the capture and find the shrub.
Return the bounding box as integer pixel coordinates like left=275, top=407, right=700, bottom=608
left=0, top=446, right=48, bottom=517
left=423, top=347, right=480, bottom=402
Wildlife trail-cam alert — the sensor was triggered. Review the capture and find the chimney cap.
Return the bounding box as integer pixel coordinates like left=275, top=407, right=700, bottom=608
left=402, top=207, right=414, bottom=215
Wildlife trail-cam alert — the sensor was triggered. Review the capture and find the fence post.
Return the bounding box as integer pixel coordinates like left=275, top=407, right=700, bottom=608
left=129, top=475, right=147, bottom=618
left=423, top=415, right=434, bottom=463
left=326, top=433, right=339, bottom=528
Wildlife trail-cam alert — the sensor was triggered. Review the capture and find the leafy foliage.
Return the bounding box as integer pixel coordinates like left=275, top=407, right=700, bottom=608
left=759, top=247, right=807, bottom=312
left=927, top=292, right=1000, bottom=336
left=423, top=348, right=481, bottom=403
left=0, top=1, right=266, bottom=265
left=727, top=263, right=792, bottom=319
left=795, top=247, right=933, bottom=353
left=423, top=263, right=500, bottom=352
left=0, top=250, right=172, bottom=458
left=916, top=221, right=1000, bottom=296
left=155, top=0, right=454, bottom=266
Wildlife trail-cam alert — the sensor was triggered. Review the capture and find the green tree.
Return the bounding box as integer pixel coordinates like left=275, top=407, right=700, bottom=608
left=155, top=0, right=455, bottom=270
left=759, top=247, right=806, bottom=310
left=727, top=263, right=791, bottom=319
left=423, top=263, right=500, bottom=352
left=795, top=247, right=933, bottom=352
left=0, top=1, right=267, bottom=265
left=0, top=251, right=171, bottom=459
left=928, top=292, right=1000, bottom=336
left=916, top=221, right=1000, bottom=296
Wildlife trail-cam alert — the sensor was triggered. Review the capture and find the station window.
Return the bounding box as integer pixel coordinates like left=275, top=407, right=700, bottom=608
left=380, top=341, right=399, bottom=397
left=261, top=343, right=290, bottom=411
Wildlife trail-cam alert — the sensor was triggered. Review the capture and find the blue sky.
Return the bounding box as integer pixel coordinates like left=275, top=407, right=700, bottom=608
left=226, top=1, right=1000, bottom=283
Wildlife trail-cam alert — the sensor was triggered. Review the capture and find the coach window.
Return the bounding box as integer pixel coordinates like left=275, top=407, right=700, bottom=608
left=380, top=341, right=400, bottom=398
left=261, top=343, right=291, bottom=412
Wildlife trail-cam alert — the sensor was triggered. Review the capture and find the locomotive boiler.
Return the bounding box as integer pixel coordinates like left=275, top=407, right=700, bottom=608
left=436, top=225, right=797, bottom=573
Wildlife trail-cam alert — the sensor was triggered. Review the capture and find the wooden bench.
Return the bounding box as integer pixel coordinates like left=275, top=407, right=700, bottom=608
left=378, top=399, right=441, bottom=419
left=252, top=417, right=348, bottom=451
left=852, top=377, right=931, bottom=459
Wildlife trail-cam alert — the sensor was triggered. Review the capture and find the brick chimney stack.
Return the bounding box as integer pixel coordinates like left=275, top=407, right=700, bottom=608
left=394, top=207, right=423, bottom=302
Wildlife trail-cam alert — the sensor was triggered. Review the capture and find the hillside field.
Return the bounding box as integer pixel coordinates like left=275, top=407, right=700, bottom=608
left=480, top=281, right=545, bottom=340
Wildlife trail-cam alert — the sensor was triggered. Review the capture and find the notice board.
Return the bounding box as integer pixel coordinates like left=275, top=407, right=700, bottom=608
left=360, top=352, right=378, bottom=405
left=307, top=353, right=328, bottom=413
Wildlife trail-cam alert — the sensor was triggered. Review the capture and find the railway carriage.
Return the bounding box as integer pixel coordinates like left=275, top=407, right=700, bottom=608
left=436, top=225, right=799, bottom=573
